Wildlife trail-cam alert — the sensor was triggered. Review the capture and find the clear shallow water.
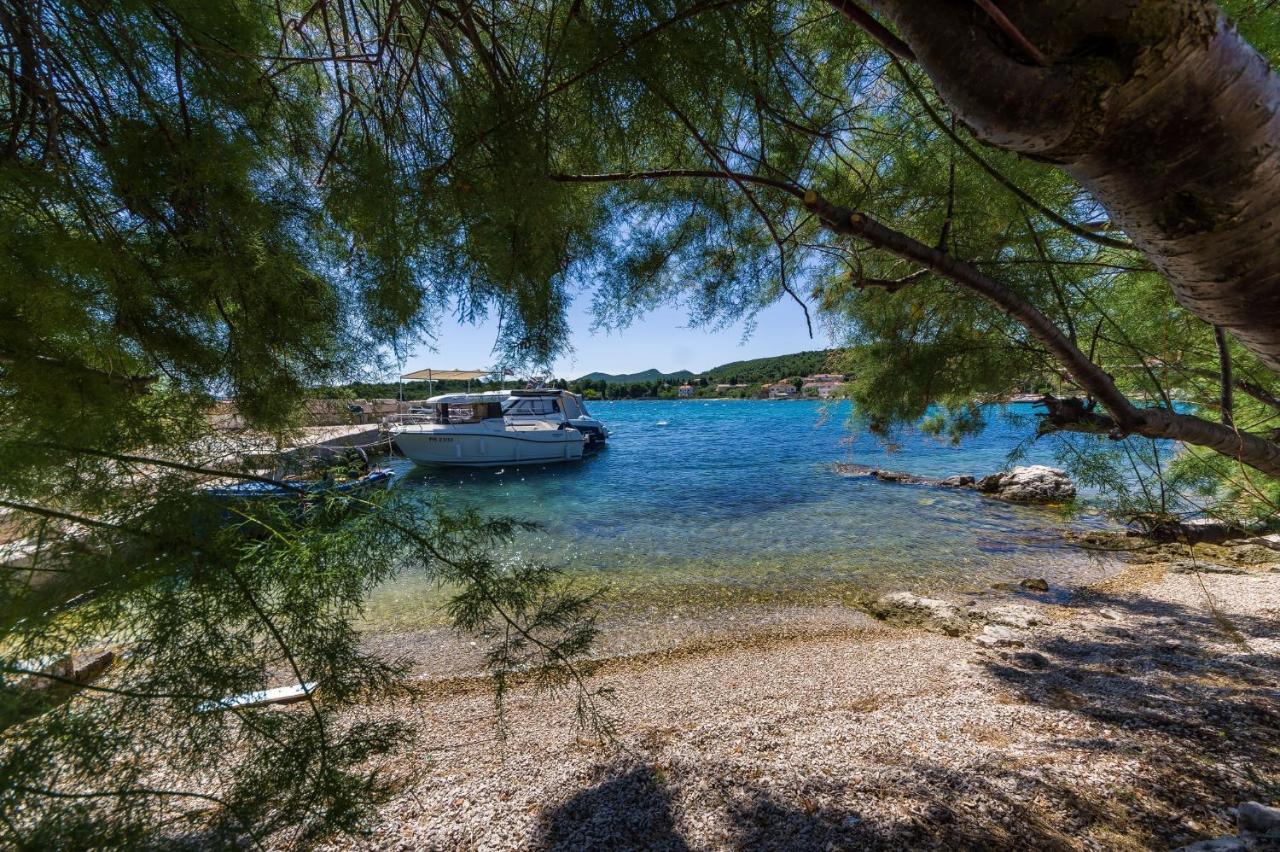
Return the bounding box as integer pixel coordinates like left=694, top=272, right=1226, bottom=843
left=363, top=400, right=1116, bottom=631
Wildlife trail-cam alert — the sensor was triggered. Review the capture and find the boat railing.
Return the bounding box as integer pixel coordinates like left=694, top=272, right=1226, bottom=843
left=379, top=412, right=436, bottom=431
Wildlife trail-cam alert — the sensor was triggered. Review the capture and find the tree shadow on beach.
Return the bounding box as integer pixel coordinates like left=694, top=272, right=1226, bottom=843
left=534, top=765, right=690, bottom=851
left=529, top=584, right=1280, bottom=851
left=531, top=757, right=1092, bottom=851
left=986, top=586, right=1280, bottom=741
left=969, top=585, right=1280, bottom=844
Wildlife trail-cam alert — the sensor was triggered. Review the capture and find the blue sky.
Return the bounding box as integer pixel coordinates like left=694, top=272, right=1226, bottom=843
left=399, top=296, right=836, bottom=380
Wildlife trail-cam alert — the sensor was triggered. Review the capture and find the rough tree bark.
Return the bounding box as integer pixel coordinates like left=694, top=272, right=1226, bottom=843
left=866, top=0, right=1280, bottom=373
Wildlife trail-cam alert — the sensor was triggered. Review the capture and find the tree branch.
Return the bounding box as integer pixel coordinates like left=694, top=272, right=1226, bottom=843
left=1215, top=326, right=1235, bottom=428
left=799, top=189, right=1280, bottom=478
left=971, top=0, right=1048, bottom=66
left=550, top=169, right=804, bottom=199
left=0, top=351, right=156, bottom=392
left=857, top=268, right=928, bottom=292
left=822, top=0, right=915, bottom=61
left=645, top=84, right=814, bottom=336
left=888, top=57, right=1136, bottom=252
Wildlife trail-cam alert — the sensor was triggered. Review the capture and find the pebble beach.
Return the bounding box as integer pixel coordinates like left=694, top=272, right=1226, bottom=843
left=318, top=539, right=1280, bottom=850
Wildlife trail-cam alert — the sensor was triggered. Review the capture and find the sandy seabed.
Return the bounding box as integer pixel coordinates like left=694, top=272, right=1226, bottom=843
left=320, top=545, right=1280, bottom=851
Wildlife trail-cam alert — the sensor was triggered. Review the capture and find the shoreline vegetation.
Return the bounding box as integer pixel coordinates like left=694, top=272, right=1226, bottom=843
left=310, top=346, right=1060, bottom=404
left=330, top=535, right=1280, bottom=851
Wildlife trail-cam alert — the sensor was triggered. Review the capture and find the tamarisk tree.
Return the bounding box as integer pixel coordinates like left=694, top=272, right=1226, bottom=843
left=5, top=0, right=1280, bottom=843
left=0, top=0, right=605, bottom=844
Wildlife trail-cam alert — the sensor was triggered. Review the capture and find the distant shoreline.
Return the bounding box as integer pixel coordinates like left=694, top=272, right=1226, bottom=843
left=588, top=396, right=1044, bottom=403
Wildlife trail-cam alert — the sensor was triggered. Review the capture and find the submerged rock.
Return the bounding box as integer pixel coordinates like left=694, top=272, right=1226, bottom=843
left=831, top=463, right=943, bottom=486
left=1146, top=516, right=1255, bottom=544
left=870, top=592, right=967, bottom=636
left=1240, top=533, right=1280, bottom=551
left=974, top=624, right=1026, bottom=648
left=976, top=465, right=1076, bottom=503
left=1019, top=577, right=1050, bottom=593
left=1169, top=561, right=1247, bottom=575
left=71, top=650, right=115, bottom=685
left=983, top=604, right=1049, bottom=630
left=1238, top=801, right=1280, bottom=835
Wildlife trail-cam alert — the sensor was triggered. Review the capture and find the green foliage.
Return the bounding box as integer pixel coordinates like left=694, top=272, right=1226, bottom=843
left=1, top=471, right=605, bottom=845
left=4, top=0, right=1280, bottom=843
left=0, top=1, right=611, bottom=843
left=698, top=350, right=836, bottom=386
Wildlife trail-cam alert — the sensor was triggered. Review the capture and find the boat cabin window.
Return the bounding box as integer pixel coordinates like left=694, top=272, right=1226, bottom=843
left=434, top=401, right=503, bottom=423
left=502, top=396, right=560, bottom=416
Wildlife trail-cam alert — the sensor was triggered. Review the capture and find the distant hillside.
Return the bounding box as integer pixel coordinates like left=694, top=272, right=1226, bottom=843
left=577, top=367, right=695, bottom=385
left=315, top=349, right=842, bottom=399
left=576, top=350, right=838, bottom=387
left=700, top=349, right=836, bottom=384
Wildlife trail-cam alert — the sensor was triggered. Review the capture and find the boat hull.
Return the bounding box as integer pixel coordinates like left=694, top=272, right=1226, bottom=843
left=393, top=427, right=585, bottom=467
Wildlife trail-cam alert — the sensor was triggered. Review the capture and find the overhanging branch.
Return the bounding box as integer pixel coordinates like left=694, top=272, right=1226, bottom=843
left=540, top=165, right=1280, bottom=478
left=823, top=0, right=915, bottom=61
left=799, top=188, right=1280, bottom=478
left=551, top=169, right=804, bottom=199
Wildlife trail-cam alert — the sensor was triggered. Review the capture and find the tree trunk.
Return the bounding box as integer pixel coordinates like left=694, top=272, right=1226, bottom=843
left=870, top=0, right=1280, bottom=372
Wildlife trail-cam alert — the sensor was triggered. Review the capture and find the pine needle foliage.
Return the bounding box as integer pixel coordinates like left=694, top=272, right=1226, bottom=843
left=5, top=0, right=1280, bottom=843
left=1, top=456, right=607, bottom=845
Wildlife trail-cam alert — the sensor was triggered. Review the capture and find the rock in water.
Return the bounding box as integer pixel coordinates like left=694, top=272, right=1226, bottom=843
left=973, top=624, right=1026, bottom=648
left=939, top=474, right=975, bottom=488
left=870, top=592, right=968, bottom=636
left=1238, top=801, right=1280, bottom=835
left=1019, top=577, right=1050, bottom=593
left=1169, top=561, right=1246, bottom=575
left=983, top=604, right=1049, bottom=629
left=976, top=465, right=1076, bottom=503
left=1240, top=533, right=1280, bottom=551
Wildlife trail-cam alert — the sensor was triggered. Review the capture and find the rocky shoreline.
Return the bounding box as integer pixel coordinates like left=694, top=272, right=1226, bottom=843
left=309, top=534, right=1280, bottom=851
left=834, top=462, right=1077, bottom=503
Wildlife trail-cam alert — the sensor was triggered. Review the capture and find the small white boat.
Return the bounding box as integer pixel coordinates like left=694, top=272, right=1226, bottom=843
left=391, top=389, right=609, bottom=468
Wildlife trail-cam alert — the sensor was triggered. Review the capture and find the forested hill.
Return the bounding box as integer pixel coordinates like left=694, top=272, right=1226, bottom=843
left=576, top=368, right=695, bottom=384
left=577, top=349, right=837, bottom=386
left=312, top=349, right=841, bottom=398
left=698, top=350, right=835, bottom=384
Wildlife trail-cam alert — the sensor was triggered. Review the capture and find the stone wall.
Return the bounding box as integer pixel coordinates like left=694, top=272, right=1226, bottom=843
left=208, top=398, right=431, bottom=430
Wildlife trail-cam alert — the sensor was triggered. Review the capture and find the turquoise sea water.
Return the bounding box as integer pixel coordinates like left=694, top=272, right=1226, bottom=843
left=364, top=399, right=1117, bottom=630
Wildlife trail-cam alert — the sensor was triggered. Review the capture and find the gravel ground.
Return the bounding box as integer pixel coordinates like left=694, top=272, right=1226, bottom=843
left=312, top=550, right=1280, bottom=851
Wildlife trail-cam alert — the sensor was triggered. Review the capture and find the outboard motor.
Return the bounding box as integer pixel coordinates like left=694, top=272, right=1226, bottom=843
left=565, top=419, right=608, bottom=448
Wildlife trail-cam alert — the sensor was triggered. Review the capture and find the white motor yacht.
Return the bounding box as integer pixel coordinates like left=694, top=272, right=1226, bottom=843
left=391, top=389, right=609, bottom=467
left=501, top=388, right=610, bottom=448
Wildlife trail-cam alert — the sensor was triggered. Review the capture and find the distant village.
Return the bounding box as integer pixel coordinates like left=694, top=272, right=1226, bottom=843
left=567, top=372, right=849, bottom=401
left=674, top=373, right=847, bottom=400
left=313, top=349, right=851, bottom=404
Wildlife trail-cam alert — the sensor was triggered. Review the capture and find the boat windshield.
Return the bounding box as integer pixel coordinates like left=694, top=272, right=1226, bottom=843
left=433, top=401, right=503, bottom=423
left=502, top=396, right=561, bottom=416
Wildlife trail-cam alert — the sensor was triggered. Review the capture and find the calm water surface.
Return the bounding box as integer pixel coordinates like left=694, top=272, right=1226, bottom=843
left=363, top=400, right=1116, bottom=630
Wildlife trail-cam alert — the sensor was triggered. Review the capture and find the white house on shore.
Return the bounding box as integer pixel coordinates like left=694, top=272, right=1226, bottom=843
left=766, top=381, right=798, bottom=399
left=801, top=373, right=847, bottom=398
